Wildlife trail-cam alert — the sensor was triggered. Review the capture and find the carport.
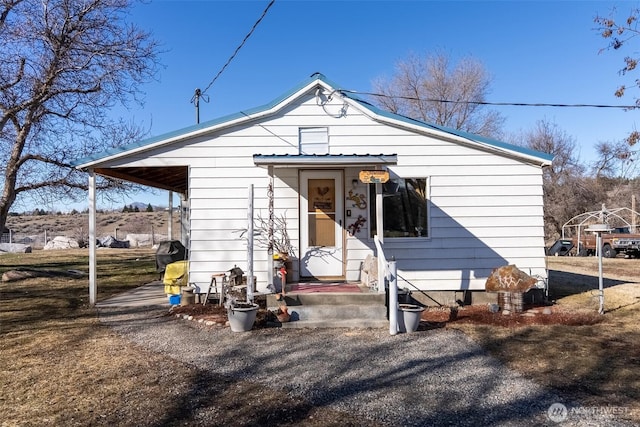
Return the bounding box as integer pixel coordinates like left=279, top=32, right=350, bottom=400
left=76, top=163, right=188, bottom=305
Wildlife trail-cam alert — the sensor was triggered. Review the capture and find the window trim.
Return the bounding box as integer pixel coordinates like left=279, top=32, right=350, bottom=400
left=299, top=127, right=329, bottom=155
left=369, top=176, right=431, bottom=240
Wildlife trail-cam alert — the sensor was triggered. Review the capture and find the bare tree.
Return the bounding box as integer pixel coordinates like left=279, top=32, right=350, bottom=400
left=592, top=139, right=637, bottom=179
left=371, top=51, right=504, bottom=137
left=0, top=0, right=159, bottom=232
left=513, top=120, right=597, bottom=240
left=594, top=7, right=640, bottom=145
left=522, top=120, right=582, bottom=181
left=591, top=139, right=640, bottom=208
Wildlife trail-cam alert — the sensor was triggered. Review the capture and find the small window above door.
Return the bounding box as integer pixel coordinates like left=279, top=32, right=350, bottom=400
left=299, top=127, right=329, bottom=155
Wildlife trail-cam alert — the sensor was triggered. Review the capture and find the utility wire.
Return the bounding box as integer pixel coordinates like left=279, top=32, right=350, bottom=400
left=340, top=89, right=640, bottom=110
left=201, top=0, right=275, bottom=96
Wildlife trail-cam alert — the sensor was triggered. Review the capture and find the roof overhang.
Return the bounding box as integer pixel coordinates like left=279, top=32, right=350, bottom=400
left=73, top=73, right=552, bottom=177
left=72, top=74, right=338, bottom=170
left=253, top=153, right=398, bottom=168
left=337, top=91, right=554, bottom=167
left=94, top=166, right=188, bottom=194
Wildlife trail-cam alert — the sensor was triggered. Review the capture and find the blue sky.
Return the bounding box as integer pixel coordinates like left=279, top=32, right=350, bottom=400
left=61, top=0, right=640, bottom=211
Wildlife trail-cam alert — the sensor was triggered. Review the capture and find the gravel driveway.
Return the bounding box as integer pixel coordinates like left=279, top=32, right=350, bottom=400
left=98, top=306, right=635, bottom=426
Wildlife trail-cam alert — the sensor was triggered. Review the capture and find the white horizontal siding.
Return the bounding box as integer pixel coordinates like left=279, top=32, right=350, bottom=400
left=435, top=205, right=543, bottom=217
left=344, top=235, right=375, bottom=281
left=433, top=195, right=543, bottom=207
left=431, top=185, right=542, bottom=197
left=186, top=145, right=302, bottom=290
left=380, top=246, right=545, bottom=261
left=101, top=88, right=548, bottom=292
left=432, top=174, right=542, bottom=186
left=428, top=236, right=546, bottom=249
left=430, top=226, right=543, bottom=239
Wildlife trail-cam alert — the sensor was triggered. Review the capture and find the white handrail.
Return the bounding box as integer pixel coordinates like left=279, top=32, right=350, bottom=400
left=374, top=235, right=389, bottom=284
left=375, top=235, right=398, bottom=335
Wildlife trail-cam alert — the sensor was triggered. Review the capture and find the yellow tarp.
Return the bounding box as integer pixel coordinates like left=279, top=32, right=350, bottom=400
left=163, top=260, right=189, bottom=295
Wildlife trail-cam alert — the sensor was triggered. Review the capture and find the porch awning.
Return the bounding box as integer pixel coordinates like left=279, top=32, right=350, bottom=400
left=253, top=153, right=397, bottom=168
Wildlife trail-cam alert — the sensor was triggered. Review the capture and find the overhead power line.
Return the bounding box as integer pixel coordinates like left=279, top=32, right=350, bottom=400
left=340, top=89, right=640, bottom=110
left=191, top=0, right=275, bottom=123
left=201, top=0, right=275, bottom=96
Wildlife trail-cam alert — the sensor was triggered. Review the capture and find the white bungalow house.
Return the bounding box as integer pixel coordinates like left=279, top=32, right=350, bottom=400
left=73, top=73, right=553, bottom=306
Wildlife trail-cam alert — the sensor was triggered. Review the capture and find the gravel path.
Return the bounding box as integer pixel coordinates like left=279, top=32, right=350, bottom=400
left=98, top=306, right=635, bottom=426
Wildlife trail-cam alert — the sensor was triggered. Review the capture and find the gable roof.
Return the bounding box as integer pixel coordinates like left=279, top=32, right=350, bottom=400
left=71, top=73, right=338, bottom=168
left=71, top=74, right=553, bottom=194
left=73, top=72, right=553, bottom=169
left=340, top=90, right=554, bottom=165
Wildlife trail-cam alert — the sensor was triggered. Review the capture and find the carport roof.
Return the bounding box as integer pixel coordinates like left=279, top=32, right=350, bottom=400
left=92, top=165, right=188, bottom=194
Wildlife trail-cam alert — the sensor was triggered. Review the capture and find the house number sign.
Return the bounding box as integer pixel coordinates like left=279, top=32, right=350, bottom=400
left=358, top=170, right=389, bottom=184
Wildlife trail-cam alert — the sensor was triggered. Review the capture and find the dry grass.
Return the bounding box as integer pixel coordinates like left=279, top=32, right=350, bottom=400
left=450, top=256, right=640, bottom=423
left=0, top=249, right=379, bottom=427
left=1, top=251, right=639, bottom=425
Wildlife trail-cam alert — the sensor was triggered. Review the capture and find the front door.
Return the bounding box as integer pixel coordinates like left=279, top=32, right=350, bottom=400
left=300, top=170, right=344, bottom=278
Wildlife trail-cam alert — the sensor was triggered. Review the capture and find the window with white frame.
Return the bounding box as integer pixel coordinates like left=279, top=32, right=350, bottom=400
left=369, top=178, right=428, bottom=238
left=299, top=127, right=329, bottom=154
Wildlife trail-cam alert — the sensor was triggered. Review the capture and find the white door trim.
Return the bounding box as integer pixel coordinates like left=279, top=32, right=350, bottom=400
left=299, top=170, right=344, bottom=278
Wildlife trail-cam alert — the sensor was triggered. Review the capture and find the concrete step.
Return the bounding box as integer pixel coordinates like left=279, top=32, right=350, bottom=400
left=265, top=286, right=389, bottom=329
left=266, top=291, right=385, bottom=307
left=268, top=303, right=388, bottom=329
left=274, top=318, right=389, bottom=329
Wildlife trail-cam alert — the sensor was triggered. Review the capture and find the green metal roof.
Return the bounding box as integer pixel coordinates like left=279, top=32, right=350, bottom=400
left=253, top=153, right=398, bottom=167
left=72, top=72, right=553, bottom=167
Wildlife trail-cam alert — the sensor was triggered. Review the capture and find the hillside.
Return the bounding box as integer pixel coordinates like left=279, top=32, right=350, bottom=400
left=4, top=211, right=182, bottom=248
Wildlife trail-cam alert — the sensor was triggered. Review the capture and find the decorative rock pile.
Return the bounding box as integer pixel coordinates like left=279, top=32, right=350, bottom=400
left=485, top=265, right=539, bottom=314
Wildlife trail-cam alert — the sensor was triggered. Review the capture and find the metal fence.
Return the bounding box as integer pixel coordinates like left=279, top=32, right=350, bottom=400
left=1, top=229, right=170, bottom=249
left=1, top=230, right=52, bottom=249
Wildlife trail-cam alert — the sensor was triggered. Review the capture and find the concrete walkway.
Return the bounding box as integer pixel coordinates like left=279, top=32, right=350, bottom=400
left=96, top=281, right=169, bottom=308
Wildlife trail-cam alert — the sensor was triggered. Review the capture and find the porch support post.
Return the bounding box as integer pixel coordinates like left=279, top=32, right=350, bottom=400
left=389, top=258, right=398, bottom=335
left=267, top=166, right=274, bottom=291
left=179, top=194, right=187, bottom=244
left=375, top=180, right=385, bottom=294
left=247, top=184, right=254, bottom=302
left=168, top=191, right=173, bottom=240
left=88, top=169, right=97, bottom=306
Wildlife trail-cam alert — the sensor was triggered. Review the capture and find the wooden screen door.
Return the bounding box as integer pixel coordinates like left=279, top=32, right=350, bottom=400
left=300, top=170, right=344, bottom=278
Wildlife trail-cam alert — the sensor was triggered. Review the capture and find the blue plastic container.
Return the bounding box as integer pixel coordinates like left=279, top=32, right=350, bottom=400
left=168, top=294, right=181, bottom=305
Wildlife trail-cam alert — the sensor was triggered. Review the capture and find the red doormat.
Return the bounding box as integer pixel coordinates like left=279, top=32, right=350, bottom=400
left=289, top=283, right=362, bottom=293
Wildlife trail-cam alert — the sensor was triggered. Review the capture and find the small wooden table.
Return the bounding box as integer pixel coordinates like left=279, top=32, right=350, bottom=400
left=203, top=273, right=228, bottom=306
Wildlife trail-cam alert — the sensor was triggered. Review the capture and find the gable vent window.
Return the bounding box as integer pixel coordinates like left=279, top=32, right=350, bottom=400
left=299, top=127, right=329, bottom=155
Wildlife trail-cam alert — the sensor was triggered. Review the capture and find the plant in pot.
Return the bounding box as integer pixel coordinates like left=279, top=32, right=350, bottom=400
left=225, top=293, right=259, bottom=333
left=223, top=272, right=258, bottom=333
